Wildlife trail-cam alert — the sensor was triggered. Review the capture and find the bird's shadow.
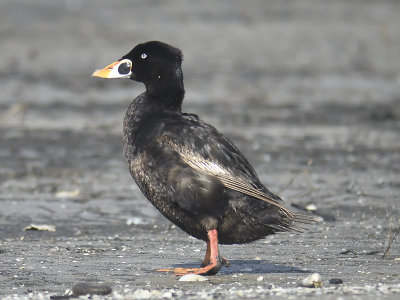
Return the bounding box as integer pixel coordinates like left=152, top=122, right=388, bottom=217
left=168, top=259, right=312, bottom=275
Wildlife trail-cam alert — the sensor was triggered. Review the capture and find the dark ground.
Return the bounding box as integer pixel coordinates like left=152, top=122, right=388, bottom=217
left=1, top=0, right=400, bottom=299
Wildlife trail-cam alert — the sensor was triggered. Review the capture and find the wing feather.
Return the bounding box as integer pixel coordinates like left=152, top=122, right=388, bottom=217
left=161, top=134, right=293, bottom=218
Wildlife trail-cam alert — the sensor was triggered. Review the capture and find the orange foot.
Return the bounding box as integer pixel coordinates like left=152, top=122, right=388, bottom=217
left=157, top=264, right=221, bottom=276
left=158, top=229, right=225, bottom=276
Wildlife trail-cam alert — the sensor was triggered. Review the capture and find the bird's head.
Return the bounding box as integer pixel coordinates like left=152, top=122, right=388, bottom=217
left=93, top=41, right=185, bottom=109
left=92, top=41, right=183, bottom=83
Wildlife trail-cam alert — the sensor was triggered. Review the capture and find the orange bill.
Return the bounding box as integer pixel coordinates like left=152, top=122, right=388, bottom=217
left=92, top=60, right=121, bottom=78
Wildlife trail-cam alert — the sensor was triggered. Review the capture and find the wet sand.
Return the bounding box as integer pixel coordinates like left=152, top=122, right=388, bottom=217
left=1, top=0, right=400, bottom=299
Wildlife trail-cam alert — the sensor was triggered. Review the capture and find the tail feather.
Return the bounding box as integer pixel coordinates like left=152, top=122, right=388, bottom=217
left=268, top=211, right=317, bottom=234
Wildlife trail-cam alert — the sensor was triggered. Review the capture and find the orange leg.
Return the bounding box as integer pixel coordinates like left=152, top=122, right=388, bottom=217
left=200, top=241, right=211, bottom=267
left=201, top=240, right=230, bottom=268
left=158, top=229, right=225, bottom=276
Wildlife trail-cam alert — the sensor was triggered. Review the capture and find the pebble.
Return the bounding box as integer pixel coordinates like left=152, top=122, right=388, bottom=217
left=179, top=274, right=209, bottom=282
left=132, top=289, right=161, bottom=299
left=257, top=276, right=264, bottom=282
left=72, top=282, right=112, bottom=296
left=306, top=204, right=317, bottom=211
left=55, top=189, right=80, bottom=199
left=300, top=273, right=322, bottom=288
left=23, top=224, right=56, bottom=232
left=126, top=216, right=149, bottom=225
left=329, top=278, right=343, bottom=284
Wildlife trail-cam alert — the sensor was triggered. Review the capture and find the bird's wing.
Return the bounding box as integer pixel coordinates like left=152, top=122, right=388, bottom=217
left=160, top=117, right=293, bottom=218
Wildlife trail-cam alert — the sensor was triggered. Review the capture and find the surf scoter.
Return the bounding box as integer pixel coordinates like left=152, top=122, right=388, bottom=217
left=92, top=41, right=311, bottom=275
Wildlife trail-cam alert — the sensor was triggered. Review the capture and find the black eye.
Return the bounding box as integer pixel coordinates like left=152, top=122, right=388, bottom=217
left=118, top=62, right=131, bottom=75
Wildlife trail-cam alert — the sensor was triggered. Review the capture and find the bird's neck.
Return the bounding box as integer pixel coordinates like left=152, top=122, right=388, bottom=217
left=144, top=67, right=185, bottom=111
left=145, top=87, right=185, bottom=111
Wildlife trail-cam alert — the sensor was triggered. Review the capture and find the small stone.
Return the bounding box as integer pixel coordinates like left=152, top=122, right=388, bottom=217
left=72, top=282, right=112, bottom=296
left=329, top=278, right=343, bottom=284
left=257, top=276, right=264, bottom=282
left=132, top=289, right=153, bottom=299
left=126, top=217, right=149, bottom=225
left=55, top=189, right=80, bottom=199
left=178, top=274, right=209, bottom=282
left=162, top=291, right=173, bottom=298
left=306, top=204, right=317, bottom=211
left=300, top=273, right=322, bottom=288
left=23, top=224, right=56, bottom=232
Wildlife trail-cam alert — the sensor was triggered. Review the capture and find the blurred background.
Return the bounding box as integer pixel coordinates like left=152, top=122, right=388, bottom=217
left=0, top=0, right=399, bottom=257
left=1, top=0, right=400, bottom=296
